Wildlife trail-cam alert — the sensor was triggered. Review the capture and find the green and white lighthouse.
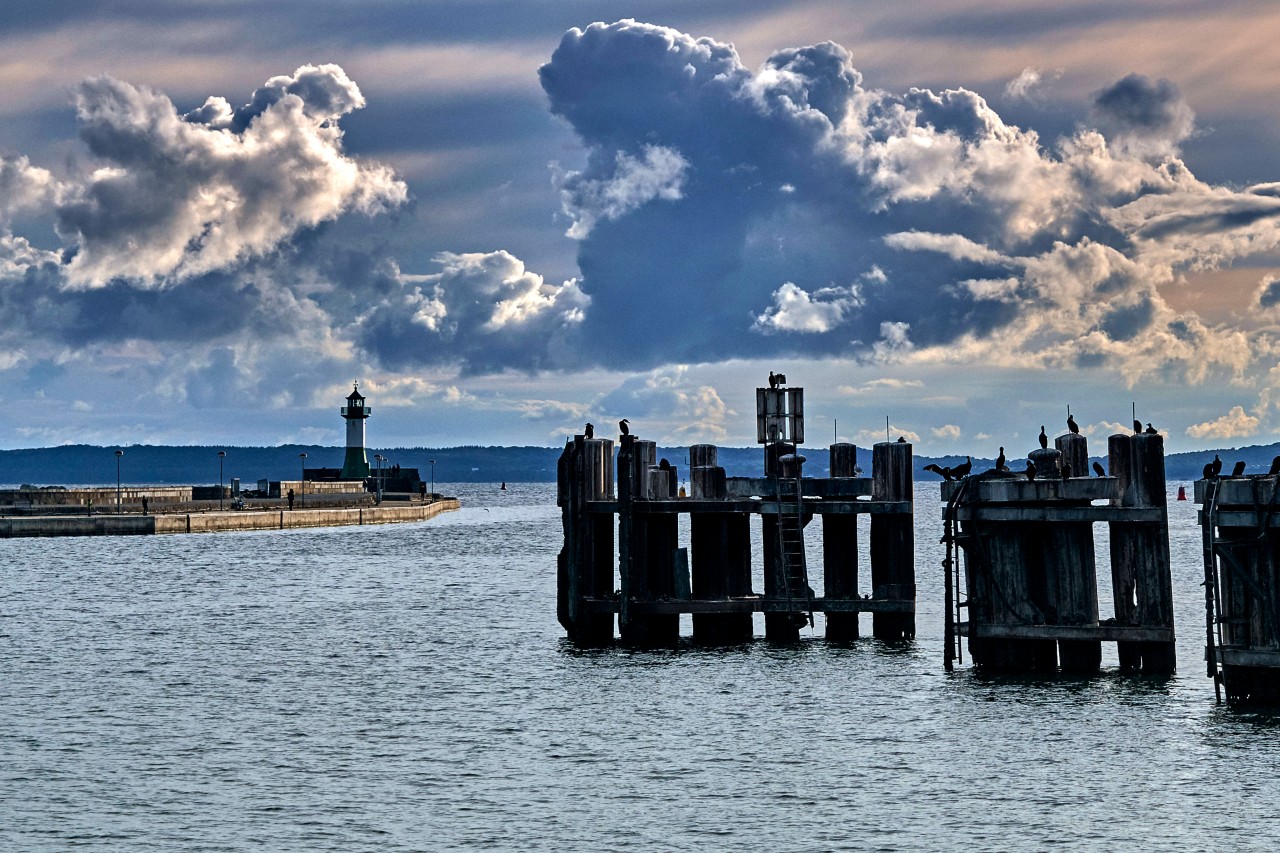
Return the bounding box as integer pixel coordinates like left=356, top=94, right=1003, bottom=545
left=340, top=382, right=372, bottom=480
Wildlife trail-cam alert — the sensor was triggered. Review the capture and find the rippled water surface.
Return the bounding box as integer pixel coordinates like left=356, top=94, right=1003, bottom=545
left=4, top=482, right=1280, bottom=851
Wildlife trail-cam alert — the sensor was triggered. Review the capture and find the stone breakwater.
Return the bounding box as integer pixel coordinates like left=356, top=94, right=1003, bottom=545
left=0, top=499, right=459, bottom=538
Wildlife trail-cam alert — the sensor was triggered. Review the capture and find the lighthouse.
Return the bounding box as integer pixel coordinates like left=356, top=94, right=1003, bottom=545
left=340, top=383, right=372, bottom=480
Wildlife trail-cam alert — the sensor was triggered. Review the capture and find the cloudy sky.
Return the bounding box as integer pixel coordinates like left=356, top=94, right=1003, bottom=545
left=4, top=1, right=1280, bottom=456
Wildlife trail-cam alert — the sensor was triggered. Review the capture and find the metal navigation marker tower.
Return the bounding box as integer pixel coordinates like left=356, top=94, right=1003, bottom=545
left=340, top=382, right=372, bottom=480
left=756, top=386, right=804, bottom=446
left=757, top=382, right=813, bottom=639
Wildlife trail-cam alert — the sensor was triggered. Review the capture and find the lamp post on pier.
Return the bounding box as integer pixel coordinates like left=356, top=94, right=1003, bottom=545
left=374, top=454, right=385, bottom=503
left=114, top=449, right=124, bottom=514
left=218, top=451, right=226, bottom=510
left=429, top=459, right=435, bottom=502
left=299, top=452, right=307, bottom=508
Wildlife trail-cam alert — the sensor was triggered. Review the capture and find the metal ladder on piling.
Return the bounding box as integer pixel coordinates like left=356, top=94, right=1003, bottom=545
left=775, top=468, right=813, bottom=626
left=943, top=479, right=970, bottom=671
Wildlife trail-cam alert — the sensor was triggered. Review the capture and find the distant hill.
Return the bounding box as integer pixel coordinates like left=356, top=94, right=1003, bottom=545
left=0, top=438, right=1269, bottom=486
left=0, top=445, right=563, bottom=487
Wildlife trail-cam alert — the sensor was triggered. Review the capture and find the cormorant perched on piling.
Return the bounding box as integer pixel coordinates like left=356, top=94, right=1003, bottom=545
left=1203, top=462, right=1215, bottom=480
left=1092, top=461, right=1106, bottom=477
left=995, top=447, right=1006, bottom=471
left=1211, top=454, right=1223, bottom=478
left=1039, top=426, right=1048, bottom=449
left=1133, top=419, right=1143, bottom=434
left=619, top=418, right=630, bottom=437
left=768, top=371, right=778, bottom=389
left=584, top=422, right=594, bottom=439
left=658, top=458, right=671, bottom=471
left=1270, top=456, right=1280, bottom=476
left=923, top=463, right=954, bottom=481
left=1025, top=459, right=1036, bottom=480
left=897, top=435, right=907, bottom=443
left=1232, top=460, right=1247, bottom=478
left=952, top=456, right=972, bottom=479
left=1145, top=423, right=1158, bottom=435
left=1067, top=414, right=1079, bottom=434
left=1061, top=461, right=1072, bottom=480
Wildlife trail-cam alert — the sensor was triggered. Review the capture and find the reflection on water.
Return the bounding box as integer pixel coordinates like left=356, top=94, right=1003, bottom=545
left=3, top=481, right=1280, bottom=850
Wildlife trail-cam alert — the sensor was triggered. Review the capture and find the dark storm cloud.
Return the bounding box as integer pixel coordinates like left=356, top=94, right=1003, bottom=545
left=0, top=244, right=262, bottom=347
left=353, top=250, right=589, bottom=374
left=1091, top=73, right=1194, bottom=156
left=535, top=22, right=1049, bottom=365
left=532, top=20, right=1280, bottom=382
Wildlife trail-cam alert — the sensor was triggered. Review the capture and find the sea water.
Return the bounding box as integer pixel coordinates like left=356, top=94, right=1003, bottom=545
left=3, top=482, right=1280, bottom=851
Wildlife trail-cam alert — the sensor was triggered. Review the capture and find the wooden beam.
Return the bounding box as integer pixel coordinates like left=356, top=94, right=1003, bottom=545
left=584, top=499, right=910, bottom=515
left=1217, top=647, right=1280, bottom=668
left=725, top=476, right=872, bottom=500
left=958, top=622, right=1174, bottom=643
left=953, top=506, right=1164, bottom=523
left=577, top=596, right=914, bottom=615
left=1205, top=509, right=1280, bottom=527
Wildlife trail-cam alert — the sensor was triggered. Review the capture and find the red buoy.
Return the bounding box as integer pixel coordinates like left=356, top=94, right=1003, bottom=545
left=1177, top=485, right=1187, bottom=501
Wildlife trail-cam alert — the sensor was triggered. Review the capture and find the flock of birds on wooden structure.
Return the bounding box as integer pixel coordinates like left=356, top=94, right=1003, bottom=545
left=924, top=416, right=1160, bottom=482
left=1199, top=453, right=1280, bottom=480
left=921, top=414, right=1280, bottom=482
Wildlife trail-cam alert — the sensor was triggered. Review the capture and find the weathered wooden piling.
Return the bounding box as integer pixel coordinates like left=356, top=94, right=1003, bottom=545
left=689, top=444, right=753, bottom=644
left=1109, top=433, right=1176, bottom=673
left=1052, top=432, right=1101, bottom=672
left=556, top=435, right=615, bottom=646
left=1197, top=472, right=1280, bottom=703
left=556, top=383, right=916, bottom=646
left=871, top=441, right=915, bottom=641
left=618, top=436, right=681, bottom=647
left=942, top=431, right=1175, bottom=674
left=823, top=443, right=860, bottom=641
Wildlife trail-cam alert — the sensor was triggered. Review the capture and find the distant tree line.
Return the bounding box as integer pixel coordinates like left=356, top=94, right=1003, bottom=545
left=0, top=440, right=1263, bottom=486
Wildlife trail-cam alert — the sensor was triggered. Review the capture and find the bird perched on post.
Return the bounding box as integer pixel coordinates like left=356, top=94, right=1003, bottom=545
left=1232, top=460, right=1247, bottom=478
left=1092, top=461, right=1106, bottom=477
left=897, top=436, right=907, bottom=443
left=1270, top=456, right=1280, bottom=477
left=952, top=456, right=972, bottom=479
left=1061, top=462, right=1072, bottom=480
left=1203, top=462, right=1215, bottom=480
left=619, top=418, right=630, bottom=437
left=1145, top=423, right=1158, bottom=435
left=996, top=447, right=1006, bottom=471
left=1039, top=426, right=1048, bottom=449
left=1133, top=419, right=1143, bottom=434
left=1211, top=454, right=1222, bottom=478
left=658, top=458, right=671, bottom=471
left=1025, top=460, right=1036, bottom=480
left=1067, top=414, right=1079, bottom=434
left=584, top=422, right=594, bottom=439
left=768, top=371, right=778, bottom=389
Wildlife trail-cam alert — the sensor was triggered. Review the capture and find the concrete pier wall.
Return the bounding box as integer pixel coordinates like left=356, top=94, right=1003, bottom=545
left=0, top=499, right=459, bottom=538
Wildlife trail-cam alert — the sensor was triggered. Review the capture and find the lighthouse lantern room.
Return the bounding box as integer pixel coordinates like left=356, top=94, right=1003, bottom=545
left=340, top=382, right=372, bottom=480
